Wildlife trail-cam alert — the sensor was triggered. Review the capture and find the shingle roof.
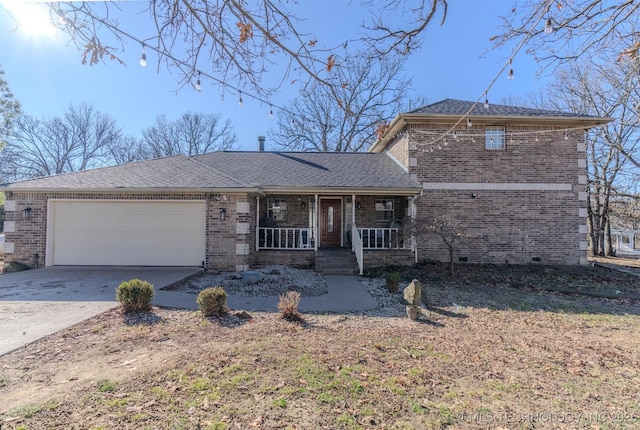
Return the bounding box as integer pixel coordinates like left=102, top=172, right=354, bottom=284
left=2, top=155, right=252, bottom=190
left=192, top=151, right=421, bottom=190
left=409, top=98, right=598, bottom=118
left=2, top=152, right=421, bottom=193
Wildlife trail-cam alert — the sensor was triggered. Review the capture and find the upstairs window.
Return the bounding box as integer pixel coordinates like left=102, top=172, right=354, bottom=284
left=485, top=126, right=505, bottom=150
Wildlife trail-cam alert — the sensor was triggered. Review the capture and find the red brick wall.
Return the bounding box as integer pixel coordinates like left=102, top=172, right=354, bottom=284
left=389, top=123, right=587, bottom=265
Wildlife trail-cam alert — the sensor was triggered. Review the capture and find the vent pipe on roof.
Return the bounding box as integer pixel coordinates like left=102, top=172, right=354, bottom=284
left=258, top=135, right=266, bottom=151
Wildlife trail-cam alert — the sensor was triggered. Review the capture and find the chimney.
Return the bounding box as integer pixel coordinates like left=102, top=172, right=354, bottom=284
left=258, top=135, right=266, bottom=151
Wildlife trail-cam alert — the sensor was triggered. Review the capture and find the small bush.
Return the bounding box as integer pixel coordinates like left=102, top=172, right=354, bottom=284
left=278, top=291, right=303, bottom=322
left=116, top=279, right=154, bottom=313
left=385, top=272, right=402, bottom=293
left=197, top=287, right=228, bottom=317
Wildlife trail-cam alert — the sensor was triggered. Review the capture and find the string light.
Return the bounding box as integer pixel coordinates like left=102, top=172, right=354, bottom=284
left=238, top=91, right=243, bottom=107
left=444, top=137, right=448, bottom=146
left=507, top=60, right=514, bottom=80
left=535, top=133, right=539, bottom=142
left=467, top=118, right=472, bottom=128
left=269, top=104, right=274, bottom=118
left=195, top=71, right=201, bottom=91
left=139, top=44, right=147, bottom=67
left=453, top=131, right=458, bottom=140
left=484, top=95, right=490, bottom=109
left=564, top=129, right=569, bottom=140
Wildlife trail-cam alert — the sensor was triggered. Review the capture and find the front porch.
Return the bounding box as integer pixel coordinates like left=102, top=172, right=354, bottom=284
left=254, top=194, right=417, bottom=274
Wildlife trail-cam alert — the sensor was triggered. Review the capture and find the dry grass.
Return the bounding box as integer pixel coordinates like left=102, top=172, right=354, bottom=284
left=1, top=262, right=639, bottom=429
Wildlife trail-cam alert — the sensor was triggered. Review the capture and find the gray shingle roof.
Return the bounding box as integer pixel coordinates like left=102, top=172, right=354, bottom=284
left=2, top=152, right=421, bottom=193
left=192, top=151, right=421, bottom=190
left=2, top=155, right=252, bottom=190
left=410, top=99, right=598, bottom=118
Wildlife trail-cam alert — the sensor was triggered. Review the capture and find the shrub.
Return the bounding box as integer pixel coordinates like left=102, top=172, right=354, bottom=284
left=197, top=287, right=228, bottom=317
left=116, top=279, right=154, bottom=313
left=278, top=291, right=303, bottom=322
left=385, top=272, right=402, bottom=293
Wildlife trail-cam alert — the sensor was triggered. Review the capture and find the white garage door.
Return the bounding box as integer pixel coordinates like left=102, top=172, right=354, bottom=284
left=48, top=200, right=206, bottom=266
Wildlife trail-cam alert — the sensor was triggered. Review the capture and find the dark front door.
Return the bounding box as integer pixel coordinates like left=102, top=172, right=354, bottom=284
left=320, top=198, right=342, bottom=247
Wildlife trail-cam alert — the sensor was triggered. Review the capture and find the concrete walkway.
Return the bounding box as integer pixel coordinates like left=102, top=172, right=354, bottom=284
left=155, top=275, right=378, bottom=312
left=1, top=267, right=377, bottom=356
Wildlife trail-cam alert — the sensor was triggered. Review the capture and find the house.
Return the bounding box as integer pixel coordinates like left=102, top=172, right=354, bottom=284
left=0, top=99, right=609, bottom=273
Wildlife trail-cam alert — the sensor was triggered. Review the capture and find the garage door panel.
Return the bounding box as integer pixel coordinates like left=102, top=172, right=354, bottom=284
left=49, top=201, right=206, bottom=266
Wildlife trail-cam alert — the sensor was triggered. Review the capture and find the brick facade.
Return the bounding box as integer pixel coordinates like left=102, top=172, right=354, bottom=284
left=2, top=191, right=259, bottom=271
left=385, top=124, right=588, bottom=265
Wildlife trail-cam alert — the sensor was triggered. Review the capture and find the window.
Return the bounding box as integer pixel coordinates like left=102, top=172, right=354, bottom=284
left=375, top=198, right=394, bottom=225
left=485, top=126, right=505, bottom=150
left=267, top=198, right=287, bottom=221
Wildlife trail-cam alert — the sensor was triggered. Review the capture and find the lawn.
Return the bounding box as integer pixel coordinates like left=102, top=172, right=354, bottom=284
left=1, top=261, right=639, bottom=429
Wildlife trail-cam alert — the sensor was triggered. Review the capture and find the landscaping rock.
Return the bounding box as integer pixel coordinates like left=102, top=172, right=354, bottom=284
left=403, top=279, right=422, bottom=306
left=242, top=271, right=261, bottom=284
left=235, top=311, right=253, bottom=320
left=406, top=305, right=420, bottom=320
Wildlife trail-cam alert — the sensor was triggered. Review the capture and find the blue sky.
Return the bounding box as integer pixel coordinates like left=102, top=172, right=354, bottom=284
left=0, top=1, right=548, bottom=151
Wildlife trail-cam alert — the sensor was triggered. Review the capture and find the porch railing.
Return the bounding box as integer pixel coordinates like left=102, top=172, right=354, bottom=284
left=352, top=223, right=364, bottom=275
left=257, top=227, right=314, bottom=250
left=358, top=227, right=401, bottom=249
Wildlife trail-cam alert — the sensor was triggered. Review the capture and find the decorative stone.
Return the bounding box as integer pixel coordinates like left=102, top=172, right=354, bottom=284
left=242, top=271, right=261, bottom=284
left=406, top=305, right=420, bottom=320
left=235, top=311, right=252, bottom=320
left=403, top=279, right=422, bottom=306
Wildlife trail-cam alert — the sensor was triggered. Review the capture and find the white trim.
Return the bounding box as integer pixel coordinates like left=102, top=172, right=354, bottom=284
left=422, top=183, right=572, bottom=191
left=4, top=200, right=16, bottom=211
left=3, top=221, right=15, bottom=233
left=384, top=151, right=409, bottom=172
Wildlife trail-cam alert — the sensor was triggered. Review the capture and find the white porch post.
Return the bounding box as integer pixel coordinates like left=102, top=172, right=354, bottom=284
left=351, top=193, right=356, bottom=251
left=314, top=193, right=319, bottom=251
left=255, top=196, right=260, bottom=252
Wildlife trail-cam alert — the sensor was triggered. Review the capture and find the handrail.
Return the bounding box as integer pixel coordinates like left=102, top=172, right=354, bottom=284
left=357, top=227, right=401, bottom=249
left=352, top=222, right=364, bottom=275
left=257, top=227, right=313, bottom=250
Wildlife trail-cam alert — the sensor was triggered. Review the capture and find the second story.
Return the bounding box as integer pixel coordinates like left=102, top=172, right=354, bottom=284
left=369, top=99, right=610, bottom=185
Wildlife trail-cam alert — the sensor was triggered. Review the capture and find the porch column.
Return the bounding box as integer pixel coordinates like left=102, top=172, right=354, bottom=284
left=255, top=196, right=260, bottom=252
left=351, top=194, right=356, bottom=252
left=314, top=193, right=319, bottom=251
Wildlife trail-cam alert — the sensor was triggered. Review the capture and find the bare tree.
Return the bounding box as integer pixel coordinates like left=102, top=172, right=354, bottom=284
left=108, top=135, right=147, bottom=165
left=494, top=1, right=640, bottom=77
left=28, top=1, right=447, bottom=100
left=3, top=103, right=121, bottom=181
left=141, top=112, right=237, bottom=157
left=424, top=218, right=470, bottom=276
left=269, top=55, right=412, bottom=152
left=537, top=58, right=640, bottom=256
left=0, top=68, right=20, bottom=151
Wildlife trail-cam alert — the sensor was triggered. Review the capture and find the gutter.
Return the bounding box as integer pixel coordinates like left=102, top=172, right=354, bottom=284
left=370, top=112, right=615, bottom=153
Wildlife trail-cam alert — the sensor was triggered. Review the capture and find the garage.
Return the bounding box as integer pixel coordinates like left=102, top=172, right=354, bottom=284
left=46, top=200, right=206, bottom=266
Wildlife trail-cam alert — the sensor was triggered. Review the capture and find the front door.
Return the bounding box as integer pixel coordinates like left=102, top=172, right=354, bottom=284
left=320, top=198, right=342, bottom=247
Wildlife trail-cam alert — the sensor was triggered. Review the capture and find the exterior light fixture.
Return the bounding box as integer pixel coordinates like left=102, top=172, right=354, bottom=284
left=219, top=208, right=226, bottom=220
left=22, top=207, right=32, bottom=219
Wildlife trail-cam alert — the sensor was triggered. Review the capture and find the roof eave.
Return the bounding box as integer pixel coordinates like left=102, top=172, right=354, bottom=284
left=0, top=186, right=261, bottom=194
left=260, top=186, right=422, bottom=196
left=370, top=113, right=614, bottom=153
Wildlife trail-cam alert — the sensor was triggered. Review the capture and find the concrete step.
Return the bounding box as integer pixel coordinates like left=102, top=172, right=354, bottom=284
left=315, top=248, right=358, bottom=275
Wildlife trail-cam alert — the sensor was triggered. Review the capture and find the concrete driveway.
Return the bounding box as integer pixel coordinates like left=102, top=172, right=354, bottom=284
left=0, top=266, right=202, bottom=356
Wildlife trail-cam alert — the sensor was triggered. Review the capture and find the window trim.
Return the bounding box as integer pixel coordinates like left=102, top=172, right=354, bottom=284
left=267, top=198, right=287, bottom=221
left=485, top=125, right=505, bottom=150
left=375, top=198, right=394, bottom=226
